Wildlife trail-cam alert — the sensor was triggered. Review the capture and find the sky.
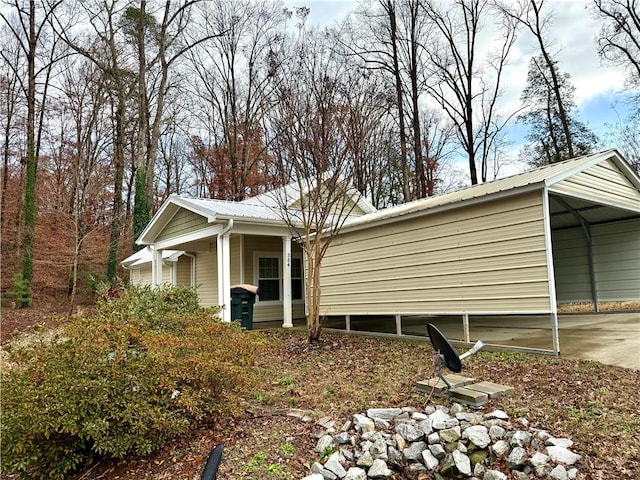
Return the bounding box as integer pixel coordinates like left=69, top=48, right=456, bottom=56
left=283, top=0, right=633, bottom=175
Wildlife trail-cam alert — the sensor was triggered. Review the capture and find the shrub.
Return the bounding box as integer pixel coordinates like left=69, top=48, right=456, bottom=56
left=1, top=285, right=263, bottom=479
left=8, top=273, right=31, bottom=307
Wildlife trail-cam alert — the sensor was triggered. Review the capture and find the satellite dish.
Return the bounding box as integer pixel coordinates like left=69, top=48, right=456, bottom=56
left=427, top=323, right=484, bottom=389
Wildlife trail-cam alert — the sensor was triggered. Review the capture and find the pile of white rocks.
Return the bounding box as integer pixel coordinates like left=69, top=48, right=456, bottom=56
left=302, top=404, right=581, bottom=480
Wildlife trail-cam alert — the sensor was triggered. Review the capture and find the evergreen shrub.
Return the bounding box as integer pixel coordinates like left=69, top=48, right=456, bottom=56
left=1, top=285, right=261, bottom=479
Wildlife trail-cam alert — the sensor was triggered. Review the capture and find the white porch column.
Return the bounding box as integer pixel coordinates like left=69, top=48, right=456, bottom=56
left=217, top=233, right=232, bottom=322
left=151, top=249, right=163, bottom=286
left=282, top=235, right=293, bottom=327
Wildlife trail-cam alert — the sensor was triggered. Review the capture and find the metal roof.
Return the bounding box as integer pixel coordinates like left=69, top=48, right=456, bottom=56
left=175, top=196, right=285, bottom=222
left=339, top=150, right=635, bottom=232
left=241, top=176, right=378, bottom=214
left=121, top=247, right=185, bottom=268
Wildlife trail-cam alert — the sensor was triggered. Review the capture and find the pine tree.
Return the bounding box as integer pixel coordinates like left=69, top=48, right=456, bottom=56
left=519, top=55, right=597, bottom=167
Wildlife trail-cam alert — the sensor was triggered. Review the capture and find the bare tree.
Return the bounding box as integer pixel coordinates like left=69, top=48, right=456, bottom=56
left=121, top=0, right=219, bottom=247
left=187, top=0, right=287, bottom=201
left=499, top=0, right=578, bottom=160
left=420, top=108, right=456, bottom=194
left=341, top=1, right=413, bottom=201
left=55, top=58, right=112, bottom=310
left=594, top=0, right=640, bottom=94
left=1, top=0, right=65, bottom=306
left=53, top=0, right=136, bottom=282
left=420, top=0, right=518, bottom=185
left=0, top=28, right=23, bottom=238
left=267, top=31, right=368, bottom=342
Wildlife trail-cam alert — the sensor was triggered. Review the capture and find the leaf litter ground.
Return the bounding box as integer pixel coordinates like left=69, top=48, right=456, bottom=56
left=2, top=311, right=638, bottom=479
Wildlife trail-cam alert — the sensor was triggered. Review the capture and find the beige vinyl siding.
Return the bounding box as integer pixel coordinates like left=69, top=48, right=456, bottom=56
left=156, top=209, right=208, bottom=243
left=592, top=219, right=640, bottom=301
left=161, top=264, right=171, bottom=284
left=551, top=159, right=640, bottom=211
left=130, top=269, right=141, bottom=285
left=176, top=256, right=192, bottom=286
left=138, top=266, right=152, bottom=285
left=195, top=249, right=218, bottom=307
left=230, top=236, right=242, bottom=285
left=552, top=227, right=591, bottom=303
left=320, top=190, right=552, bottom=315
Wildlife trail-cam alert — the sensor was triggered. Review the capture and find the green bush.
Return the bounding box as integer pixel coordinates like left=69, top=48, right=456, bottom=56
left=1, top=285, right=262, bottom=479
left=9, top=273, right=31, bottom=307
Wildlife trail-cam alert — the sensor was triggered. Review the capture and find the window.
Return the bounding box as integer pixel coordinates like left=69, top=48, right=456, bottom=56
left=254, top=253, right=304, bottom=303
left=291, top=257, right=303, bottom=300
left=258, top=257, right=280, bottom=301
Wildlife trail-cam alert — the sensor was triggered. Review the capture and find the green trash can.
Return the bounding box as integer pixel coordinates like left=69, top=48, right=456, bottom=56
left=230, top=284, right=259, bottom=330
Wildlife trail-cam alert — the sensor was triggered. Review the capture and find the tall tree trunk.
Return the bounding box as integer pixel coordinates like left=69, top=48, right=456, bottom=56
left=106, top=92, right=126, bottom=283
left=409, top=3, right=425, bottom=198
left=527, top=0, right=574, bottom=159
left=132, top=0, right=151, bottom=249
left=386, top=1, right=410, bottom=201
left=20, top=0, right=37, bottom=307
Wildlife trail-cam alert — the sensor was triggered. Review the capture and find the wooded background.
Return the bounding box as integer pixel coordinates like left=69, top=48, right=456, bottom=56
left=1, top=0, right=638, bottom=308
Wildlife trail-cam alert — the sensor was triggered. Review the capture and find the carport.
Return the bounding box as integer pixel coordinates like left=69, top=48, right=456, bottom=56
left=318, top=150, right=640, bottom=355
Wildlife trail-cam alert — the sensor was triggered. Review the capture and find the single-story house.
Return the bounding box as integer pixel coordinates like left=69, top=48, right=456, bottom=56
left=123, top=149, right=640, bottom=353
left=122, top=181, right=376, bottom=325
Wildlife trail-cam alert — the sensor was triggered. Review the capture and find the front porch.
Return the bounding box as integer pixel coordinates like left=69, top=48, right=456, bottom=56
left=150, top=227, right=306, bottom=327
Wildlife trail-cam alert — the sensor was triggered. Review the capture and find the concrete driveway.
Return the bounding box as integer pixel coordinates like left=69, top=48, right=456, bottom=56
left=413, top=312, right=640, bottom=370
left=555, top=312, right=640, bottom=369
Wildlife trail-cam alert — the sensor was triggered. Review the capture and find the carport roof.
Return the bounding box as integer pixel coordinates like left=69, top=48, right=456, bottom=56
left=339, top=149, right=640, bottom=232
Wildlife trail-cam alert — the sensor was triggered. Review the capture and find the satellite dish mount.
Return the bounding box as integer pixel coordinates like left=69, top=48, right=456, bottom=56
left=427, top=323, right=484, bottom=390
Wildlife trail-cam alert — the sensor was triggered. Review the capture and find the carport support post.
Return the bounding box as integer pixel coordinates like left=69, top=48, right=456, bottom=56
left=543, top=188, right=561, bottom=355
left=551, top=312, right=560, bottom=355
left=462, top=314, right=470, bottom=343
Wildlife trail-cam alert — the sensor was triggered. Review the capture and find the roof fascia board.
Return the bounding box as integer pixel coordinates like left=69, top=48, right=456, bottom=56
left=229, top=222, right=300, bottom=237
left=137, top=196, right=218, bottom=245
left=150, top=224, right=223, bottom=250
left=544, top=150, right=615, bottom=187
left=609, top=149, right=640, bottom=190
left=336, top=182, right=544, bottom=236
left=350, top=189, right=377, bottom=213
left=171, top=196, right=218, bottom=222
left=215, top=214, right=288, bottom=226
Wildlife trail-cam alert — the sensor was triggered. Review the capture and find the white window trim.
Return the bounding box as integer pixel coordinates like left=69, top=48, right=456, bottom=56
left=290, top=256, right=304, bottom=304
left=253, top=251, right=303, bottom=305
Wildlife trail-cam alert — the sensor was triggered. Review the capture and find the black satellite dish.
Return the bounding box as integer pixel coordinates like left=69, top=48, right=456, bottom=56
left=427, top=323, right=484, bottom=389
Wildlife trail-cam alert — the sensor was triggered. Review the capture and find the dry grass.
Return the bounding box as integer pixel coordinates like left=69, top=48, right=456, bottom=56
left=558, top=300, right=640, bottom=313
